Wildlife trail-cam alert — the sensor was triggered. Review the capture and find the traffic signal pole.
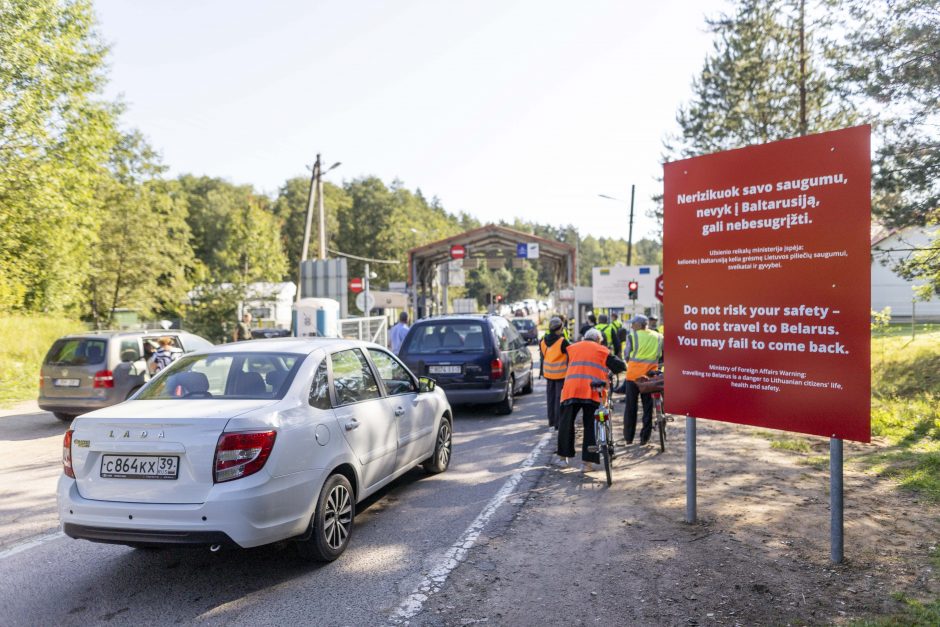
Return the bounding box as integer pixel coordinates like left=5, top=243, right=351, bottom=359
left=627, top=184, right=635, bottom=266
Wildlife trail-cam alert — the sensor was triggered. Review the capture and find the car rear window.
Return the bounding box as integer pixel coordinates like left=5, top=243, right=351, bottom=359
left=136, top=352, right=305, bottom=400
left=404, top=322, right=488, bottom=354
left=512, top=320, right=536, bottom=330
left=44, top=338, right=108, bottom=366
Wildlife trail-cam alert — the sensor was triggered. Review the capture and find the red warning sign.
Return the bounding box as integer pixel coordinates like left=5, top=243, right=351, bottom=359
left=663, top=126, right=871, bottom=442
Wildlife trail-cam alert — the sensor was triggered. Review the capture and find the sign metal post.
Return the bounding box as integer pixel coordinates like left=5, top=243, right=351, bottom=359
left=831, top=437, right=844, bottom=563
left=686, top=416, right=696, bottom=523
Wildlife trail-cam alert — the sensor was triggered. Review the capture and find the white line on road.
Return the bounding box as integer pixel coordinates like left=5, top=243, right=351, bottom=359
left=0, top=531, right=64, bottom=561
left=390, top=430, right=553, bottom=623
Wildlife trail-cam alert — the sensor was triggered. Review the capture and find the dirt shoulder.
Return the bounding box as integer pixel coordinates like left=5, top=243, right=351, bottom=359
left=414, top=417, right=939, bottom=626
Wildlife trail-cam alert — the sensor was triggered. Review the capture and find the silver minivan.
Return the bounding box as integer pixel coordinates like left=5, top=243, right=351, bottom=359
left=39, top=330, right=213, bottom=421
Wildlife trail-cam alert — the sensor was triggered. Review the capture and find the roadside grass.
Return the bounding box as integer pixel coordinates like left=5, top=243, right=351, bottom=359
left=853, top=595, right=940, bottom=627
left=0, top=314, right=86, bottom=408
left=863, top=329, right=940, bottom=503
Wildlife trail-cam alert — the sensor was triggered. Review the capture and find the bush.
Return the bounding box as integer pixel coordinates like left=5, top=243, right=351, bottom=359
left=0, top=315, right=87, bottom=407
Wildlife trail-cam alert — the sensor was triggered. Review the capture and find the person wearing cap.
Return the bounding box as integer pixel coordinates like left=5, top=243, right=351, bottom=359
left=539, top=317, right=569, bottom=430
left=648, top=315, right=661, bottom=334
left=554, top=328, right=626, bottom=471
left=623, top=314, right=664, bottom=445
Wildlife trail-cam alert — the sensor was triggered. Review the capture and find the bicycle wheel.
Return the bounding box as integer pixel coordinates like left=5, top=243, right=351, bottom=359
left=595, top=420, right=613, bottom=486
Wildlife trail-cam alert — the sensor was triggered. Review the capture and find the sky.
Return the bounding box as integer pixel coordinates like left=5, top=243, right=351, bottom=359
left=94, top=0, right=731, bottom=243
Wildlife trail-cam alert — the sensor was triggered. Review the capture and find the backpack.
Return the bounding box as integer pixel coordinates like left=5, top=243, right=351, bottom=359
left=152, top=348, right=174, bottom=373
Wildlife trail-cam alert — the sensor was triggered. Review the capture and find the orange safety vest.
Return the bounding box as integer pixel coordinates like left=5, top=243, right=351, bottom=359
left=560, top=341, right=610, bottom=403
left=540, top=336, right=568, bottom=380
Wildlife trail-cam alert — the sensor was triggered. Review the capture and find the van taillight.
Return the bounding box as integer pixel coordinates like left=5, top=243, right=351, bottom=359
left=93, top=370, right=114, bottom=388
left=214, top=431, right=277, bottom=483
left=63, top=430, right=75, bottom=478
left=490, top=358, right=504, bottom=380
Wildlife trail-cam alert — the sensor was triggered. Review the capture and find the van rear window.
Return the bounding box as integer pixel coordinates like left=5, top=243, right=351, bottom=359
left=45, top=339, right=108, bottom=366
left=404, top=323, right=487, bottom=353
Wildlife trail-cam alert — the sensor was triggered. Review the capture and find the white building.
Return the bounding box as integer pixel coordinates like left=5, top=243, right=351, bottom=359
left=871, top=224, right=940, bottom=320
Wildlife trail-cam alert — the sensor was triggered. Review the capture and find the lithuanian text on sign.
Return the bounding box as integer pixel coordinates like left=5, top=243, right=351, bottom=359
left=663, top=126, right=871, bottom=442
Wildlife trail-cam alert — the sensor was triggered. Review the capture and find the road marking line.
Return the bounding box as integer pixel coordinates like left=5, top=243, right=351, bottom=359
left=390, top=430, right=553, bottom=623
left=0, top=530, right=64, bottom=561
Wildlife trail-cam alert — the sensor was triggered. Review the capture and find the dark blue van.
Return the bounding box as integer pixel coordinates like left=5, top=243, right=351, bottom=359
left=398, top=314, right=533, bottom=414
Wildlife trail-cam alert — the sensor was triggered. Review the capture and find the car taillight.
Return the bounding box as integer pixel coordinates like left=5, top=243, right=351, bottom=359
left=63, top=429, right=75, bottom=478
left=214, top=431, right=277, bottom=483
left=93, top=370, right=114, bottom=388
left=490, top=358, right=504, bottom=380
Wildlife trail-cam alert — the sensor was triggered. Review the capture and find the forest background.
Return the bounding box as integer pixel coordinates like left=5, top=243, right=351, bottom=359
left=0, top=0, right=936, bottom=345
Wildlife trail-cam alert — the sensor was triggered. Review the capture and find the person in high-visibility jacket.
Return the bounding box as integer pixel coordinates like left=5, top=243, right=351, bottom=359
left=554, top=328, right=626, bottom=470
left=593, top=313, right=622, bottom=357
left=623, top=314, right=664, bottom=445
left=539, top=317, right=569, bottom=430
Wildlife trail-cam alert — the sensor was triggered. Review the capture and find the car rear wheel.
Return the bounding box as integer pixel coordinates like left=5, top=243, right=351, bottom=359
left=495, top=377, right=514, bottom=415
left=296, top=473, right=355, bottom=562
left=520, top=372, right=533, bottom=395
left=52, top=412, right=74, bottom=422
left=423, top=417, right=452, bottom=474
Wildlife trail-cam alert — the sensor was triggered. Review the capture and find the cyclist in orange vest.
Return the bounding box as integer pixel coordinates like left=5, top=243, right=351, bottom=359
left=554, top=328, right=626, bottom=471
left=539, top=317, right=569, bottom=430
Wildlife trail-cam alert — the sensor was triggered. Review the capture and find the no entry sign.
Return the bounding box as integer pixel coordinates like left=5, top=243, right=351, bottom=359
left=349, top=277, right=363, bottom=293
left=663, top=126, right=871, bottom=442
left=450, top=244, right=466, bottom=260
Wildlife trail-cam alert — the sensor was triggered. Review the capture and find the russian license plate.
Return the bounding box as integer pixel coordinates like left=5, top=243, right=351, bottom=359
left=53, top=378, right=80, bottom=387
left=429, top=365, right=461, bottom=374
left=101, top=455, right=179, bottom=480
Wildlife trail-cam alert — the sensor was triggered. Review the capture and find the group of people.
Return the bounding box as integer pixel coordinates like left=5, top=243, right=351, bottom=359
left=540, top=311, right=664, bottom=471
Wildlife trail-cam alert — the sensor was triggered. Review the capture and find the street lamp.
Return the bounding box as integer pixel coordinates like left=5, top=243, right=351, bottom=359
left=598, top=186, right=636, bottom=265
left=297, top=154, right=341, bottom=302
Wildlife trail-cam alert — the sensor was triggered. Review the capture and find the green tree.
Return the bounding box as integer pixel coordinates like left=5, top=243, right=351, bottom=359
left=175, top=175, right=288, bottom=284
left=841, top=0, right=940, bottom=294
left=671, top=0, right=851, bottom=157
left=86, top=132, right=195, bottom=327
left=272, top=176, right=348, bottom=281
left=0, top=0, right=120, bottom=312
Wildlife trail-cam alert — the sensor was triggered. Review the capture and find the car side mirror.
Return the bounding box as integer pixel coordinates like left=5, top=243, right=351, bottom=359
left=418, top=377, right=436, bottom=393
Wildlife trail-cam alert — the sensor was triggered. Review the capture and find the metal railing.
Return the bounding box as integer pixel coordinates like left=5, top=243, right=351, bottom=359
left=338, top=316, right=388, bottom=346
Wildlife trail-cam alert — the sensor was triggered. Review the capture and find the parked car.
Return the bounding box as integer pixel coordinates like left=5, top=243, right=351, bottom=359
left=398, top=314, right=533, bottom=414
left=251, top=327, right=291, bottom=339
left=39, top=330, right=214, bottom=422
left=58, top=337, right=452, bottom=561
left=511, top=318, right=539, bottom=345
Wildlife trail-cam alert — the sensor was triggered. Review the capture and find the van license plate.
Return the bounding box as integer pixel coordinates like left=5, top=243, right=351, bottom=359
left=429, top=365, right=461, bottom=374
left=53, top=378, right=80, bottom=387
left=100, top=455, right=179, bottom=480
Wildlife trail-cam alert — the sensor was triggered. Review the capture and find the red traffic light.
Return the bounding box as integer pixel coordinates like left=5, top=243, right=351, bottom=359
left=628, top=281, right=638, bottom=291
left=628, top=280, right=639, bottom=300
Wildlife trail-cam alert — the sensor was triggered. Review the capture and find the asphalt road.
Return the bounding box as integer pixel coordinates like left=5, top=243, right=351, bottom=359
left=0, top=381, right=553, bottom=626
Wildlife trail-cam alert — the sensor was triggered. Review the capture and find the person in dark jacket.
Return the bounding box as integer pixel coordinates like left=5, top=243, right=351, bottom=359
left=578, top=312, right=596, bottom=339
left=539, top=317, right=569, bottom=430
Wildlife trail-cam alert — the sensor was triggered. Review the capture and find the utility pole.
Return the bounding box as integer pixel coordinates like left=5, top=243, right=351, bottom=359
left=627, top=184, right=636, bottom=265
left=318, top=158, right=328, bottom=260
left=298, top=154, right=321, bottom=302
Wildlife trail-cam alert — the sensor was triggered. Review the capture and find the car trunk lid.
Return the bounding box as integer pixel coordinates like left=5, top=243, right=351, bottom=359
left=69, top=400, right=275, bottom=504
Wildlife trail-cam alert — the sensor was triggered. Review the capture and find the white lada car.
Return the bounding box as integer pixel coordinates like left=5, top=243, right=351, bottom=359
left=58, top=338, right=453, bottom=561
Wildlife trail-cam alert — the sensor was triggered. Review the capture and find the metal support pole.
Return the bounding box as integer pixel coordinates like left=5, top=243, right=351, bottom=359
left=318, top=161, right=328, bottom=261
left=686, top=416, right=697, bottom=523
left=830, top=437, right=844, bottom=563
left=627, top=184, right=635, bottom=266
left=364, top=263, right=371, bottom=316
left=298, top=155, right=320, bottom=302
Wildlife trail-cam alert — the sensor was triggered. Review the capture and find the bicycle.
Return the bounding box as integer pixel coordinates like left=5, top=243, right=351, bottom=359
left=589, top=377, right=616, bottom=486
left=637, top=370, right=670, bottom=453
